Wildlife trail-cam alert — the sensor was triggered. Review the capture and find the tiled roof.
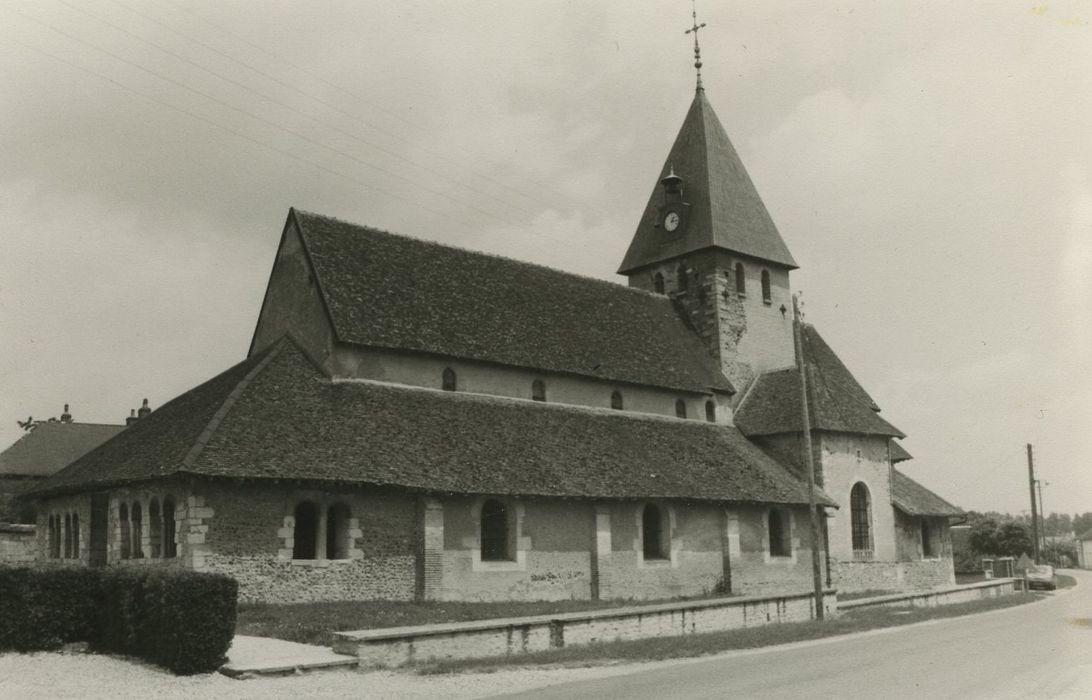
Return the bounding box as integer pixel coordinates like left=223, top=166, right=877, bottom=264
left=734, top=325, right=904, bottom=438
left=291, top=210, right=733, bottom=394
left=0, top=422, right=124, bottom=477
left=889, top=440, right=913, bottom=463
left=1077, top=529, right=1092, bottom=541
left=891, top=470, right=963, bottom=517
left=30, top=338, right=832, bottom=507
left=618, top=90, right=797, bottom=274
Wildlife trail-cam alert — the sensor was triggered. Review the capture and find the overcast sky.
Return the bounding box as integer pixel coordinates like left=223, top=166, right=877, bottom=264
left=1, top=1, right=1089, bottom=517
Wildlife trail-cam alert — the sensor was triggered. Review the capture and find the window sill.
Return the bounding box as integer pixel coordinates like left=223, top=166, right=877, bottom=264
left=289, top=558, right=355, bottom=568
left=763, top=299, right=773, bottom=306
left=475, top=559, right=524, bottom=572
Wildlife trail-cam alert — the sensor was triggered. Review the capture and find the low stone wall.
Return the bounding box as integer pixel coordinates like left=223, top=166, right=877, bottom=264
left=837, top=578, right=1016, bottom=611
left=0, top=523, right=38, bottom=564
left=333, top=589, right=837, bottom=668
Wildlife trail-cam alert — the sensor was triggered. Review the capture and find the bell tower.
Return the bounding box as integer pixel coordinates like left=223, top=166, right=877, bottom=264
left=618, top=11, right=798, bottom=391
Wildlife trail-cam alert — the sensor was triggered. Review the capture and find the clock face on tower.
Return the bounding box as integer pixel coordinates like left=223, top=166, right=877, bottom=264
left=663, top=211, right=680, bottom=232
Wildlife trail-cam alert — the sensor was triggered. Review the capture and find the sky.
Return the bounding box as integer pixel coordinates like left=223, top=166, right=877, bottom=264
left=1, top=1, right=1089, bottom=517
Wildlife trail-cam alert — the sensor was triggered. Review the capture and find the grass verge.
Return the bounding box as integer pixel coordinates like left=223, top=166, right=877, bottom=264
left=236, top=595, right=727, bottom=647
left=415, top=592, right=1046, bottom=675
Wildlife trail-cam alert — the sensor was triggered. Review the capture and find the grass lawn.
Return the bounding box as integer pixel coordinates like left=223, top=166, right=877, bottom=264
left=417, top=591, right=1048, bottom=674
left=236, top=595, right=729, bottom=647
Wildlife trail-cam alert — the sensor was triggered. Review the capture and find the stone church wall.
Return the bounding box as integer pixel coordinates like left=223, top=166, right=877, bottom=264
left=330, top=345, right=732, bottom=425
left=729, top=504, right=822, bottom=595
left=820, top=433, right=897, bottom=561
left=630, top=249, right=795, bottom=391
left=249, top=220, right=337, bottom=365
left=197, top=483, right=417, bottom=603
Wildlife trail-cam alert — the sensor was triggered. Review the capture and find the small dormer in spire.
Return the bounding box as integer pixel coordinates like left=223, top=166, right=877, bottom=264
left=661, top=167, right=684, bottom=203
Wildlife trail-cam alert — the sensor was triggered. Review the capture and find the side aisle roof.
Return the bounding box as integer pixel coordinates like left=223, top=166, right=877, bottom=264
left=30, top=337, right=832, bottom=507
left=735, top=324, right=904, bottom=438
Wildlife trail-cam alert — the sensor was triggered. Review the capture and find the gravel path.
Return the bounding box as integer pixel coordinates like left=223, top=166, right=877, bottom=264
left=0, top=650, right=644, bottom=699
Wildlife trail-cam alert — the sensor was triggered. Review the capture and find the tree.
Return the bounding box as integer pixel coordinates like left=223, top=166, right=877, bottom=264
left=1073, top=512, right=1092, bottom=537
left=968, top=516, right=1002, bottom=556
left=995, top=521, right=1033, bottom=557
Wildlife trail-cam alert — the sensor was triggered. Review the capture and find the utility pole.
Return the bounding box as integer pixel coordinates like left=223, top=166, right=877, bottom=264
left=793, top=295, right=825, bottom=620
left=1027, top=444, right=1040, bottom=564
left=1036, top=480, right=1048, bottom=555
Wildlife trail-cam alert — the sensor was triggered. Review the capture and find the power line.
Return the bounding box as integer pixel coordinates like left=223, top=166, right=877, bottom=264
left=102, top=0, right=540, bottom=219
left=155, top=0, right=591, bottom=214
left=48, top=0, right=521, bottom=228
left=2, top=26, right=484, bottom=234
left=11, top=5, right=510, bottom=230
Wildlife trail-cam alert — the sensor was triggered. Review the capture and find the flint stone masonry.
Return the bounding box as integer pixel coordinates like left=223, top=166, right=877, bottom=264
left=198, top=483, right=416, bottom=603
left=838, top=578, right=1016, bottom=611
left=333, top=589, right=837, bottom=668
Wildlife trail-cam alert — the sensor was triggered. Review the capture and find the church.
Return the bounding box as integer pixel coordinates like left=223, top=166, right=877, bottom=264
left=26, top=68, right=961, bottom=604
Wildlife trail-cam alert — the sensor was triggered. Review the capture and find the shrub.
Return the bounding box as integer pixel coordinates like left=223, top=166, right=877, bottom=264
left=0, top=566, right=237, bottom=675
left=0, top=567, right=101, bottom=652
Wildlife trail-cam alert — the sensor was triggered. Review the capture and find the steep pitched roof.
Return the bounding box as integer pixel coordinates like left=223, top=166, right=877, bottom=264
left=1078, top=529, right=1092, bottom=541
left=618, top=90, right=797, bottom=274
left=889, top=440, right=913, bottom=463
left=891, top=470, right=963, bottom=517
left=0, top=422, right=124, bottom=478
left=290, top=209, right=732, bottom=394
left=734, top=324, right=904, bottom=438
left=31, top=338, right=831, bottom=507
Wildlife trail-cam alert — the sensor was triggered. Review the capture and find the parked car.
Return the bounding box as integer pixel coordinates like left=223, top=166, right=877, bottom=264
left=1025, top=564, right=1056, bottom=590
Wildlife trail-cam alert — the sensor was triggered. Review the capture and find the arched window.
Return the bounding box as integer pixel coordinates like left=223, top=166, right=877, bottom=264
left=532, top=379, right=547, bottom=402
left=675, top=399, right=687, bottom=419
left=676, top=265, right=689, bottom=292
left=72, top=514, right=80, bottom=559
left=131, top=502, right=143, bottom=559
left=293, top=501, right=318, bottom=560
left=761, top=269, right=772, bottom=304
left=119, top=503, right=131, bottom=560
left=480, top=499, right=510, bottom=561
left=162, top=496, right=177, bottom=558
left=326, top=503, right=352, bottom=560
left=768, top=509, right=790, bottom=556
left=705, top=400, right=716, bottom=422
left=611, top=391, right=624, bottom=410
left=48, top=515, right=59, bottom=558
left=148, top=498, right=162, bottom=558
left=64, top=513, right=72, bottom=558
left=653, top=272, right=665, bottom=294
left=921, top=520, right=934, bottom=558
left=850, top=482, right=872, bottom=557
left=642, top=504, right=666, bottom=559
left=734, top=262, right=746, bottom=296
left=442, top=367, right=457, bottom=392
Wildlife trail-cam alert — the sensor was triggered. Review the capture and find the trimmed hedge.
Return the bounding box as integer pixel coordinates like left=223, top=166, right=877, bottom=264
left=0, top=567, right=237, bottom=675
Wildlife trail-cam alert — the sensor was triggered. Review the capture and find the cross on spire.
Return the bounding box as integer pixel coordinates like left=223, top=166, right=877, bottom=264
left=685, top=0, right=707, bottom=92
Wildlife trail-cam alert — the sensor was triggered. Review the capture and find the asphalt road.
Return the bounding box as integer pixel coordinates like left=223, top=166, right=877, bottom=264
left=500, top=570, right=1092, bottom=700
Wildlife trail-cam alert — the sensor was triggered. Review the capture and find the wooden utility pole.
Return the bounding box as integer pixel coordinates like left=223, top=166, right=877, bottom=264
left=793, top=295, right=825, bottom=620
left=1027, top=443, right=1040, bottom=564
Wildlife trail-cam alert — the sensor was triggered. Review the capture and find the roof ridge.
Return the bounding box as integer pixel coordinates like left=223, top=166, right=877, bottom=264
left=179, top=339, right=287, bottom=470
left=294, top=208, right=673, bottom=304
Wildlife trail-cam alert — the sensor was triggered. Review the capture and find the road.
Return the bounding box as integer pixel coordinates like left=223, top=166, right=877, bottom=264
left=499, top=570, right=1092, bottom=699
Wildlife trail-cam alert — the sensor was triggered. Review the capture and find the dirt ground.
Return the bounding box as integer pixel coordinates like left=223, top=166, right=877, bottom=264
left=0, top=649, right=639, bottom=700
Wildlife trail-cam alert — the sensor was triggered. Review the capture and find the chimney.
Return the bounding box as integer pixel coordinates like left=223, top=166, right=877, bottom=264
left=126, top=409, right=138, bottom=427
left=60, top=403, right=72, bottom=423
left=138, top=398, right=152, bottom=419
